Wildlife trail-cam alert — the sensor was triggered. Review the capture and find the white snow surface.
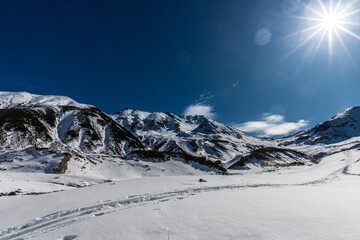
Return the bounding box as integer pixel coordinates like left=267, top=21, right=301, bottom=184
left=0, top=149, right=359, bottom=239
left=0, top=91, right=90, bottom=109
left=0, top=148, right=218, bottom=194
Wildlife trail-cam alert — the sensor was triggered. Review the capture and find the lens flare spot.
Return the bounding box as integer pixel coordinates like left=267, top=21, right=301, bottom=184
left=255, top=28, right=272, bottom=46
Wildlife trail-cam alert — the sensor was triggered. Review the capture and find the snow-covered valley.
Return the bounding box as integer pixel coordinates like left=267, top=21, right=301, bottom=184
left=1, top=149, right=359, bottom=240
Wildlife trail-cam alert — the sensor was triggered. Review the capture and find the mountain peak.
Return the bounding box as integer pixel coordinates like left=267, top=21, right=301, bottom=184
left=331, top=106, right=360, bottom=120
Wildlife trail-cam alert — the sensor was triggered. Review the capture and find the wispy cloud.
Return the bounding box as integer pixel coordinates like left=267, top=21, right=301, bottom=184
left=184, top=91, right=216, bottom=119
left=197, top=92, right=214, bottom=103
left=234, top=113, right=309, bottom=137
left=183, top=104, right=216, bottom=119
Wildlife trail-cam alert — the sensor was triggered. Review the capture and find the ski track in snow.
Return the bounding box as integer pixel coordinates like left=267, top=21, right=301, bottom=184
left=343, top=151, right=360, bottom=176
left=0, top=154, right=358, bottom=240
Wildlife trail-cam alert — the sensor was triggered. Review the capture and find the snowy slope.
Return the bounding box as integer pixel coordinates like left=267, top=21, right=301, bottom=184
left=0, top=147, right=218, bottom=193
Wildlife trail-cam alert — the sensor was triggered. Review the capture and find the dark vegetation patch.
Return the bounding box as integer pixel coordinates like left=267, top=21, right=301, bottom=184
left=164, top=141, right=183, bottom=153
left=269, top=162, right=306, bottom=168
left=154, top=141, right=166, bottom=151
left=0, top=191, right=18, bottom=196
left=0, top=188, right=24, bottom=196
left=129, top=150, right=227, bottom=173
left=229, top=147, right=315, bottom=169
left=0, top=108, right=56, bottom=144
left=313, top=121, right=331, bottom=134
left=0, top=190, right=63, bottom=197
left=38, top=108, right=57, bottom=127
left=66, top=130, right=78, bottom=139
left=130, top=150, right=167, bottom=161
left=53, top=154, right=71, bottom=174
left=189, top=140, right=200, bottom=152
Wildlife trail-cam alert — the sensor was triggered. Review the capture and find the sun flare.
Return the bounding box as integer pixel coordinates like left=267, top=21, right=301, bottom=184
left=286, top=0, right=360, bottom=59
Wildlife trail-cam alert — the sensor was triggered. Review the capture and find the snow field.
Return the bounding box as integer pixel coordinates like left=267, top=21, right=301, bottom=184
left=0, top=149, right=359, bottom=239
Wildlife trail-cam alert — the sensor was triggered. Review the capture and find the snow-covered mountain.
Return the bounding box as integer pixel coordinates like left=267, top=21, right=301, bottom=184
left=111, top=109, right=318, bottom=170
left=278, top=106, right=360, bottom=158
left=112, top=109, right=276, bottom=163
left=0, top=92, right=231, bottom=189
left=3, top=91, right=360, bottom=191
left=0, top=92, right=152, bottom=187
left=0, top=92, right=144, bottom=155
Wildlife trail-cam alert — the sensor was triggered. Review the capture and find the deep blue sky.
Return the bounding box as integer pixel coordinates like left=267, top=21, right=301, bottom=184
left=2, top=0, right=360, bottom=136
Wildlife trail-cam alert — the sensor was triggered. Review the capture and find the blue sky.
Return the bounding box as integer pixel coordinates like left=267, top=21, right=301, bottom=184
left=2, top=0, right=360, bottom=137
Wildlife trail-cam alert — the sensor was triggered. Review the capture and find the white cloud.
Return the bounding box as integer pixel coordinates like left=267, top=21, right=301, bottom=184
left=183, top=104, right=216, bottom=119
left=264, top=114, right=284, bottom=122
left=234, top=113, right=309, bottom=137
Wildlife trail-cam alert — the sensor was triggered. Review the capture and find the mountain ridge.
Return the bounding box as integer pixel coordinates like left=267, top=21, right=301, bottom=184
left=277, top=106, right=360, bottom=158
left=1, top=91, right=359, bottom=185
left=0, top=91, right=91, bottom=109
left=112, top=108, right=277, bottom=163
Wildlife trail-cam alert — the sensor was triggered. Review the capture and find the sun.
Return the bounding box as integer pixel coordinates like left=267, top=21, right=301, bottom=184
left=321, top=14, right=340, bottom=29
left=285, top=0, right=360, bottom=59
